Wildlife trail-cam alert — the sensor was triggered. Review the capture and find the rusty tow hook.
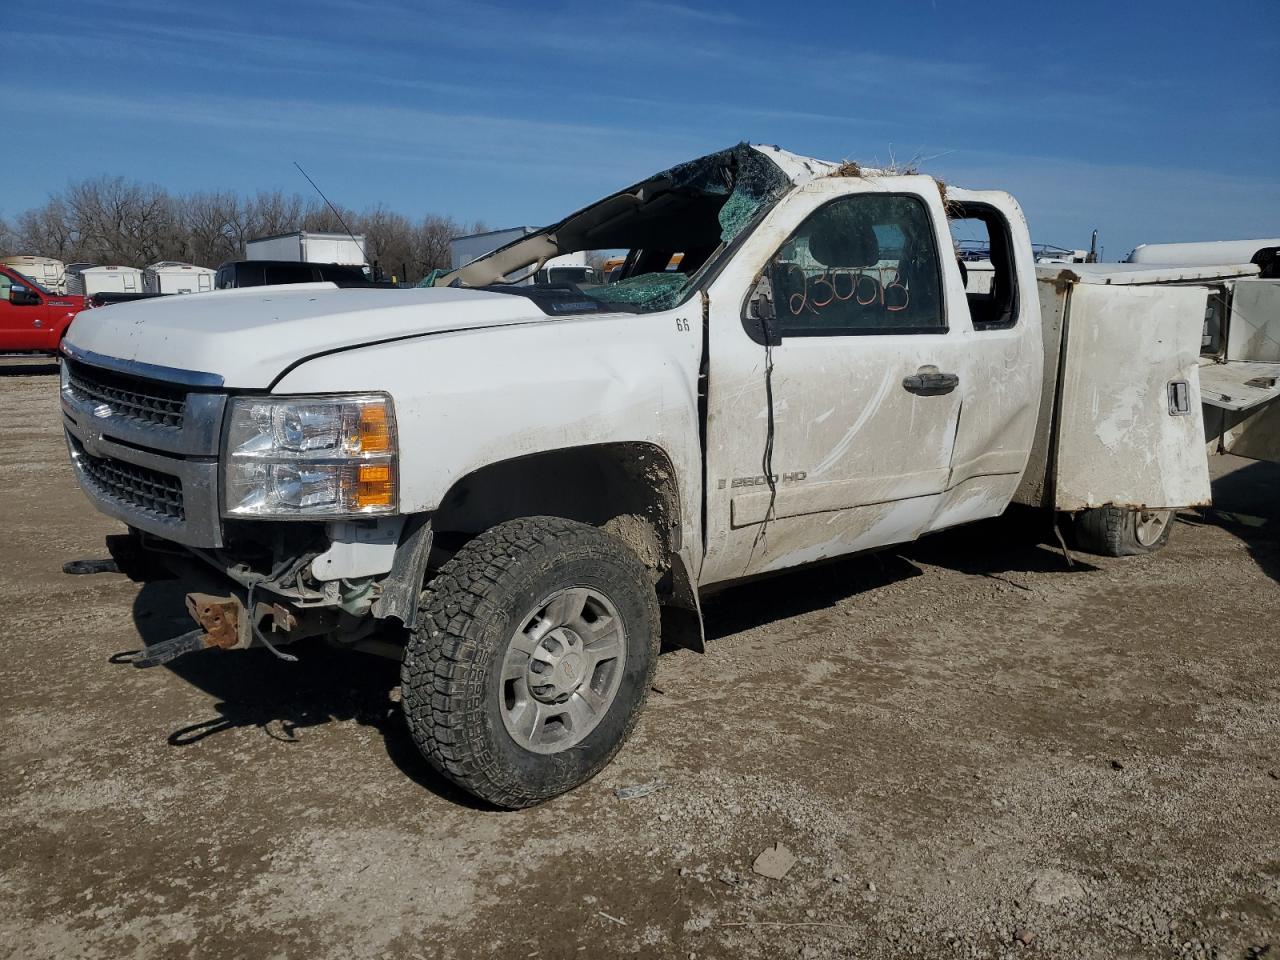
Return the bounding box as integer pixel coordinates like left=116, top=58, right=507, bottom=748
left=128, top=593, right=251, bottom=669
left=185, top=594, right=248, bottom=650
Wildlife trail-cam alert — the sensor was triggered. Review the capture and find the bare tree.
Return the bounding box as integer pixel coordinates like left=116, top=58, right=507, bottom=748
left=64, top=176, right=179, bottom=266
left=300, top=199, right=358, bottom=235
left=15, top=197, right=79, bottom=261
left=412, top=215, right=462, bottom=276
left=352, top=207, right=414, bottom=281
left=180, top=191, right=242, bottom=267
left=7, top=177, right=490, bottom=282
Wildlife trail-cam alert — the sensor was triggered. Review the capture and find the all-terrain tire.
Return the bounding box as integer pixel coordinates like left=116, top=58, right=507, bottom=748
left=1072, top=506, right=1174, bottom=557
left=401, top=516, right=660, bottom=809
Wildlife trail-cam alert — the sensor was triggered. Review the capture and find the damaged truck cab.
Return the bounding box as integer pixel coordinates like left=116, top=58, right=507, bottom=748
left=60, top=145, right=1211, bottom=807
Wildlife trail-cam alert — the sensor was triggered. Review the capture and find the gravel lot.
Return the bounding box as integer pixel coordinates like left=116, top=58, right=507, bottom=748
left=1, top=359, right=1277, bottom=960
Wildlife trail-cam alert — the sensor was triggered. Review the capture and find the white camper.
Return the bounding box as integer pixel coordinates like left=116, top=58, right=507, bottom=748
left=143, top=262, right=216, bottom=295
left=245, top=231, right=368, bottom=266
left=1, top=255, right=66, bottom=294
left=67, top=265, right=145, bottom=297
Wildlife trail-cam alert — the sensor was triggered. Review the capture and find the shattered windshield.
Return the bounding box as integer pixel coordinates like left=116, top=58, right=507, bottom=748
left=423, top=144, right=794, bottom=313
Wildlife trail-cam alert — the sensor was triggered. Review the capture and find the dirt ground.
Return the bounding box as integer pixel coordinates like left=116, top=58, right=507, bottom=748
left=1, top=359, right=1277, bottom=960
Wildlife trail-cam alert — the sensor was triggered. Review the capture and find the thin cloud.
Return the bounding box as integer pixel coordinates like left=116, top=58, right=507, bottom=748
left=631, top=1, right=752, bottom=25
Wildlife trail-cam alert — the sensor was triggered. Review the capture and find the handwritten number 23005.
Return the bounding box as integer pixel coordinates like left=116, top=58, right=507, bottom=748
left=783, top=264, right=910, bottom=316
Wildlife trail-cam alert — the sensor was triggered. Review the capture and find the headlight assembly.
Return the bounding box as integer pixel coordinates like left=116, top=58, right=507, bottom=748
left=223, top=394, right=398, bottom=518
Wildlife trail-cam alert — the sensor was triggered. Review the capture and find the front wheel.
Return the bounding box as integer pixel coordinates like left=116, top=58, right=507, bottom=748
left=401, top=516, right=660, bottom=808
left=1072, top=506, right=1174, bottom=557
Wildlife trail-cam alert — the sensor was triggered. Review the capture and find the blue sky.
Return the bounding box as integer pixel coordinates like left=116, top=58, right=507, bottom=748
left=6, top=0, right=1277, bottom=259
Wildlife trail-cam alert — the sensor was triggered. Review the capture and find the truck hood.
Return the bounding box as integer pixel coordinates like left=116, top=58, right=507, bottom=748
left=62, top=284, right=553, bottom=389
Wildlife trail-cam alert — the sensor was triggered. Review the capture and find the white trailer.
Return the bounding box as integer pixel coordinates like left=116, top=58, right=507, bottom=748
left=1, top=255, right=66, bottom=294
left=450, top=227, right=588, bottom=284
left=67, top=265, right=144, bottom=297
left=144, top=262, right=216, bottom=295
left=246, top=231, right=368, bottom=266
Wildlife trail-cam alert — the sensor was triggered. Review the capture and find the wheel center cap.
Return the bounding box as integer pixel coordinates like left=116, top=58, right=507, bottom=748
left=559, top=653, right=584, bottom=683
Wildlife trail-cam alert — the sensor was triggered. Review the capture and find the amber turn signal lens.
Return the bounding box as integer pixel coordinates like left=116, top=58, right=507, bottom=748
left=359, top=404, right=392, bottom=454
left=355, top=463, right=395, bottom=508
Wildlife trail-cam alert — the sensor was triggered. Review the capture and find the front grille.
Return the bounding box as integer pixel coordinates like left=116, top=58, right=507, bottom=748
left=71, top=438, right=185, bottom=522
left=66, top=360, right=187, bottom=429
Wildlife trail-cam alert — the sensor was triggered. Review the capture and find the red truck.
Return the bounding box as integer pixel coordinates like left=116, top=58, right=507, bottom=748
left=0, top=265, right=87, bottom=354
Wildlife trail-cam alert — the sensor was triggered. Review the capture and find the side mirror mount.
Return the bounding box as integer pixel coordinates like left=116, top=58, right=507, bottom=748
left=10, top=285, right=40, bottom=306
left=743, top=274, right=781, bottom=346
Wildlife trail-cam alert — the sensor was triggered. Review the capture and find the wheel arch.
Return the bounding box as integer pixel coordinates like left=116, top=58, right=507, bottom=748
left=431, top=441, right=687, bottom=585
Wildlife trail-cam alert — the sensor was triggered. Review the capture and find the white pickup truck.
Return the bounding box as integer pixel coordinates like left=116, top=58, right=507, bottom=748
left=60, top=144, right=1212, bottom=808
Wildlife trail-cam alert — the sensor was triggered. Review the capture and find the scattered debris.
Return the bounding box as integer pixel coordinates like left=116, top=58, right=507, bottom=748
left=62, top=558, right=119, bottom=575
left=752, top=843, right=796, bottom=880
left=597, top=911, right=627, bottom=927
left=937, top=178, right=964, bottom=219
left=829, top=160, right=862, bottom=178
left=615, top=780, right=667, bottom=801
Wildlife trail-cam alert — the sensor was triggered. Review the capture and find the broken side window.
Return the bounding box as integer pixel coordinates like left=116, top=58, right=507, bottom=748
left=949, top=205, right=1019, bottom=330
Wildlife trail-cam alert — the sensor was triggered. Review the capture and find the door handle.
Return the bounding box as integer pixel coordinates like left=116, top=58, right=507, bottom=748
left=902, top=365, right=959, bottom=395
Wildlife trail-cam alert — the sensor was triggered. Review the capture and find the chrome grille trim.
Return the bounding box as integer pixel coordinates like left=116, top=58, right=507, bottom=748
left=61, top=352, right=225, bottom=548
left=69, top=435, right=185, bottom=523
left=65, top=359, right=187, bottom=430
left=64, top=426, right=223, bottom=547
left=60, top=341, right=225, bottom=388
left=60, top=361, right=226, bottom=458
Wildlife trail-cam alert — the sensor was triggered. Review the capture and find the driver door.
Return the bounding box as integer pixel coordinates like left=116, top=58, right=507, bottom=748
left=700, top=177, right=975, bottom=585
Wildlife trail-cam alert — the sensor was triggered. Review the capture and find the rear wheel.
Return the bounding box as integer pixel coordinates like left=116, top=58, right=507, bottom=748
left=401, top=516, right=660, bottom=808
left=1073, top=506, right=1174, bottom=556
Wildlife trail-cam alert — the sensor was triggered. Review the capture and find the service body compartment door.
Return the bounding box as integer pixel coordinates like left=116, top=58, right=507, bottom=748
left=1053, top=284, right=1211, bottom=510
left=1206, top=278, right=1280, bottom=463
left=1225, top=279, right=1280, bottom=362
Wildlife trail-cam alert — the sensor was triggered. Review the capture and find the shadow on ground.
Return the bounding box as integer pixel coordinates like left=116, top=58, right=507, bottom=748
left=1192, top=457, right=1280, bottom=583
left=98, top=459, right=1277, bottom=808
left=116, top=578, right=485, bottom=808
left=700, top=505, right=1095, bottom=642
left=0, top=360, right=60, bottom=377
